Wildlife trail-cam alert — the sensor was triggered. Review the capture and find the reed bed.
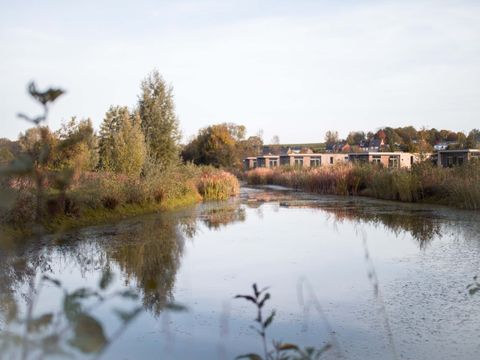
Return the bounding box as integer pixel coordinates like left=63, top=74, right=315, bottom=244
left=196, top=168, right=240, bottom=200
left=1, top=166, right=240, bottom=229
left=245, top=160, right=480, bottom=210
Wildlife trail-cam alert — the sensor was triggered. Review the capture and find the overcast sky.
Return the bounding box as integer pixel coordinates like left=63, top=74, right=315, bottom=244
left=1, top=0, right=479, bottom=143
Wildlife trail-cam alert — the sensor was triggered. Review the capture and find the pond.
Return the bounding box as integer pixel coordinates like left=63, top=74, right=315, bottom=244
left=1, top=185, right=480, bottom=359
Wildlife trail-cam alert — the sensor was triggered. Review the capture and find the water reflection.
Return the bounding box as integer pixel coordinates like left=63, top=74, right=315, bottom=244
left=106, top=215, right=186, bottom=315
left=242, top=186, right=480, bottom=248
left=199, top=199, right=246, bottom=230
left=1, top=186, right=480, bottom=359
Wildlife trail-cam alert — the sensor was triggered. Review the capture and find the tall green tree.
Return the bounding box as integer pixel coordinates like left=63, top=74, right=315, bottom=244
left=138, top=70, right=180, bottom=168
left=98, top=106, right=146, bottom=176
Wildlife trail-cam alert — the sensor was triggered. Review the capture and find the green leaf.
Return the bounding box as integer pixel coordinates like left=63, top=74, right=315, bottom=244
left=277, top=343, right=299, bottom=351
left=234, top=295, right=257, bottom=304
left=42, top=335, right=74, bottom=358
left=164, top=302, right=188, bottom=312
left=468, top=286, right=480, bottom=296
left=28, top=82, right=65, bottom=106
left=114, top=307, right=142, bottom=323
left=258, top=293, right=270, bottom=308
left=27, top=313, right=53, bottom=333
left=42, top=275, right=62, bottom=287
left=99, top=268, right=114, bottom=290
left=117, top=289, right=139, bottom=300
left=68, top=314, right=107, bottom=354
left=263, top=310, right=275, bottom=329
left=236, top=353, right=263, bottom=360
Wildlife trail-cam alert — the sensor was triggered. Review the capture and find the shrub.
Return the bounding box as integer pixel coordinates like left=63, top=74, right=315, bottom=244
left=197, top=168, right=240, bottom=200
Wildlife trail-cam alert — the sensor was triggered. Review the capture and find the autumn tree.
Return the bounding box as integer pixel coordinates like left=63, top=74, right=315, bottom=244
left=98, top=106, right=146, bottom=176
left=138, top=70, right=180, bottom=169
left=238, top=135, right=263, bottom=158
left=56, top=117, right=98, bottom=171
left=18, top=127, right=58, bottom=169
left=182, top=123, right=244, bottom=168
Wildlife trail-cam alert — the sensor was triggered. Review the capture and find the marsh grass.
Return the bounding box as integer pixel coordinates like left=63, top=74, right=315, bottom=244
left=196, top=168, right=240, bottom=200
left=1, top=166, right=239, bottom=237
left=245, top=161, right=480, bottom=209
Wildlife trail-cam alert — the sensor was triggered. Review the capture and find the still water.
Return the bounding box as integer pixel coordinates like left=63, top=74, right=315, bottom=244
left=1, top=186, right=480, bottom=359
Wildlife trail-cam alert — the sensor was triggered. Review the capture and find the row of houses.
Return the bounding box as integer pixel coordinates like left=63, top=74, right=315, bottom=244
left=244, top=149, right=480, bottom=170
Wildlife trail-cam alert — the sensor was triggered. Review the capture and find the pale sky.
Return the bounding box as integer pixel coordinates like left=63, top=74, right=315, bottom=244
left=1, top=0, right=479, bottom=143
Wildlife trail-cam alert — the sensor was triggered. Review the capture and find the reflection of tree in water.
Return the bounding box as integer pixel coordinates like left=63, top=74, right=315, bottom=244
left=106, top=213, right=189, bottom=315
left=276, top=199, right=447, bottom=249
left=0, top=242, right=54, bottom=326
left=321, top=205, right=443, bottom=249
left=199, top=200, right=246, bottom=230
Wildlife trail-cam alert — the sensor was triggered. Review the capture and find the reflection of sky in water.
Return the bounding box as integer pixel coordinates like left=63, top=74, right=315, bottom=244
left=2, top=186, right=480, bottom=359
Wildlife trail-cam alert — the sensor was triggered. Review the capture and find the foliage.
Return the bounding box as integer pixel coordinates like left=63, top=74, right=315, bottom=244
left=196, top=167, right=240, bottom=200
left=244, top=160, right=480, bottom=210
left=138, top=70, right=181, bottom=169
left=98, top=106, right=146, bottom=176
left=235, top=284, right=331, bottom=360
left=0, top=271, right=141, bottom=359
left=324, top=130, right=339, bottom=147
left=238, top=136, right=264, bottom=158
left=182, top=123, right=246, bottom=168
left=56, top=117, right=98, bottom=172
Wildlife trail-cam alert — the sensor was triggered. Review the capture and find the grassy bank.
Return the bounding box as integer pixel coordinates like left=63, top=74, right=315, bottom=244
left=245, top=161, right=480, bottom=210
left=0, top=165, right=240, bottom=238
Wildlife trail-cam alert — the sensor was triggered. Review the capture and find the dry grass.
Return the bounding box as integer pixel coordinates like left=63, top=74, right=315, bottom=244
left=196, top=168, right=240, bottom=200
left=244, top=161, right=480, bottom=210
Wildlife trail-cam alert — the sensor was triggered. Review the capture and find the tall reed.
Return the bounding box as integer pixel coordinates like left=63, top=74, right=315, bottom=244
left=244, top=160, right=480, bottom=210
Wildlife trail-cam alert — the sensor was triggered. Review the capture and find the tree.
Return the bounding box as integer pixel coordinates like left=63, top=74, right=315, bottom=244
left=138, top=70, right=180, bottom=169
left=182, top=123, right=242, bottom=168
left=467, top=129, right=480, bottom=149
left=238, top=136, right=263, bottom=158
left=98, top=106, right=146, bottom=176
left=270, top=135, right=281, bottom=155
left=346, top=131, right=365, bottom=146
left=324, top=130, right=339, bottom=147
left=56, top=117, right=98, bottom=171
left=18, top=126, right=58, bottom=169
left=0, top=147, right=14, bottom=165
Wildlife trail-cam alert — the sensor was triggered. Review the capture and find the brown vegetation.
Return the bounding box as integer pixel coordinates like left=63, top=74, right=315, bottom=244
left=245, top=161, right=480, bottom=210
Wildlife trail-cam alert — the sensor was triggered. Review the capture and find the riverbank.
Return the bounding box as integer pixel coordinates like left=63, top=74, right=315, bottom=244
left=0, top=166, right=239, bottom=240
left=244, top=161, right=480, bottom=210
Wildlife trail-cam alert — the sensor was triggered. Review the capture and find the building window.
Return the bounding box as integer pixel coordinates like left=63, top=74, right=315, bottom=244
left=447, top=156, right=453, bottom=167
left=310, top=157, right=321, bottom=167
left=372, top=155, right=381, bottom=165
left=410, top=156, right=414, bottom=165
left=330, top=157, right=333, bottom=164
left=294, top=158, right=303, bottom=167
left=269, top=159, right=278, bottom=167
left=388, top=156, right=399, bottom=168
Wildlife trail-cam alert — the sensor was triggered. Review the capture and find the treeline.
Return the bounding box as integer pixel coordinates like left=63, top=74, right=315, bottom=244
left=325, top=126, right=480, bottom=152
left=178, top=124, right=480, bottom=172
left=0, top=71, right=239, bottom=234
left=1, top=70, right=179, bottom=176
